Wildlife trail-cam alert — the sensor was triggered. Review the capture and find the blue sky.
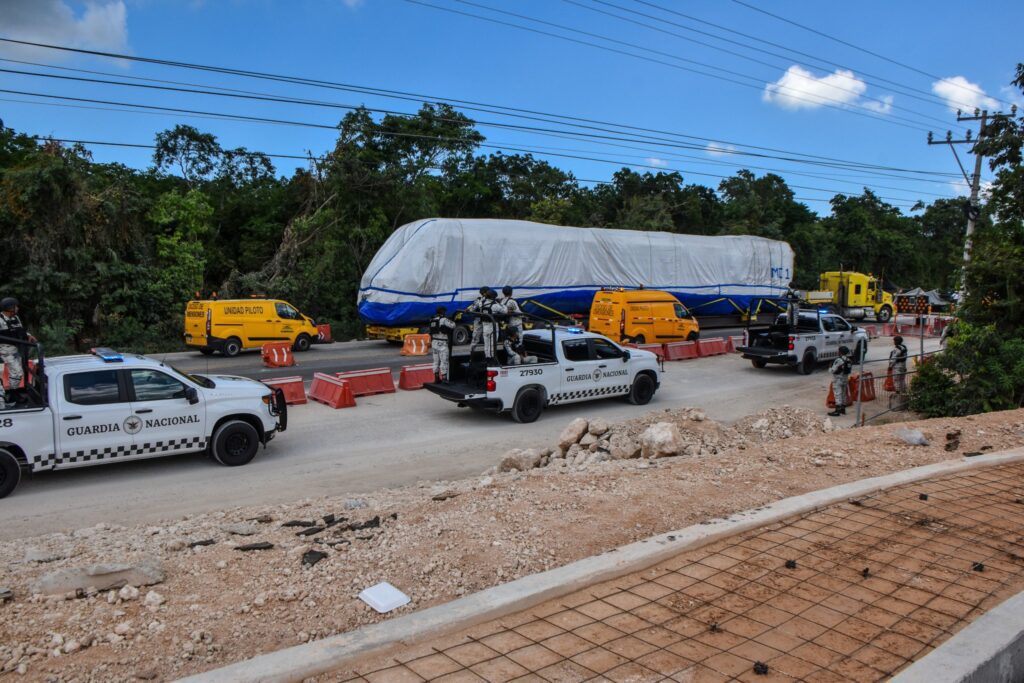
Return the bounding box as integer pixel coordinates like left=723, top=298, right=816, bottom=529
left=1, top=0, right=1021, bottom=215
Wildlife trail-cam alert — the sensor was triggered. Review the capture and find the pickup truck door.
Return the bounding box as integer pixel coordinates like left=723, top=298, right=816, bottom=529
left=127, top=368, right=207, bottom=455
left=54, top=368, right=136, bottom=469
left=590, top=338, right=633, bottom=395
left=558, top=337, right=629, bottom=404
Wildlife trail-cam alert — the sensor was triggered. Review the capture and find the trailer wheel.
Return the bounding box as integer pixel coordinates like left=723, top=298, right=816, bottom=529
left=511, top=387, right=544, bottom=424
left=222, top=337, right=242, bottom=357
left=211, top=420, right=260, bottom=467
left=453, top=325, right=470, bottom=346
left=797, top=349, right=817, bottom=375
left=877, top=305, right=893, bottom=323
left=627, top=373, right=657, bottom=405
left=751, top=358, right=767, bottom=369
left=0, top=448, right=22, bottom=500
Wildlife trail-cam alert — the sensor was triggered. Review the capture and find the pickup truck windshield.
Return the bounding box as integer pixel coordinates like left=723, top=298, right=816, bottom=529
left=166, top=364, right=216, bottom=389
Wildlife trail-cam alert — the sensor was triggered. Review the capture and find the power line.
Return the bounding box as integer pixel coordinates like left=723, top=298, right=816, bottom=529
left=6, top=90, right=968, bottom=196
left=0, top=36, right=960, bottom=178
left=562, top=0, right=958, bottom=130
left=581, top=0, right=973, bottom=119
left=1, top=89, right=939, bottom=205
left=728, top=0, right=1012, bottom=108
left=0, top=65, right=962, bottom=187
left=406, top=0, right=937, bottom=133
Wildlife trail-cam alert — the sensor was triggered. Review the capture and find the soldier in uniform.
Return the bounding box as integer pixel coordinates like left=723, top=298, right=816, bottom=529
left=479, top=290, right=506, bottom=362
left=429, top=305, right=456, bottom=382
left=827, top=345, right=853, bottom=417
left=0, top=297, right=33, bottom=410
left=500, top=286, right=523, bottom=339
left=889, top=335, right=909, bottom=393
left=466, top=286, right=490, bottom=352
left=503, top=330, right=538, bottom=366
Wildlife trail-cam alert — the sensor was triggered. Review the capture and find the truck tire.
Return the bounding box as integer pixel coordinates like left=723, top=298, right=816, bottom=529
left=751, top=358, right=767, bottom=369
left=0, top=448, right=21, bottom=500
left=293, top=333, right=312, bottom=352
left=877, top=306, right=893, bottom=323
left=797, top=349, right=817, bottom=375
left=222, top=337, right=242, bottom=358
left=511, top=387, right=544, bottom=424
left=687, top=332, right=699, bottom=341
left=627, top=373, right=656, bottom=405
left=453, top=325, right=470, bottom=346
left=211, top=420, right=260, bottom=467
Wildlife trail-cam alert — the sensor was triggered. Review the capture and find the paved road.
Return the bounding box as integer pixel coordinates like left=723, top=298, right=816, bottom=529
left=166, top=329, right=745, bottom=382
left=5, top=337, right=935, bottom=541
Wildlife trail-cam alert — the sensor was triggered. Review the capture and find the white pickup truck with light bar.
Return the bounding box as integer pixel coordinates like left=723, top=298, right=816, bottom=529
left=0, top=347, right=287, bottom=499
left=424, top=326, right=662, bottom=423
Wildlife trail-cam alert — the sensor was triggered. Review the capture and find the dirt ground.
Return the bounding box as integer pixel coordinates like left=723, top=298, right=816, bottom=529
left=2, top=407, right=1023, bottom=682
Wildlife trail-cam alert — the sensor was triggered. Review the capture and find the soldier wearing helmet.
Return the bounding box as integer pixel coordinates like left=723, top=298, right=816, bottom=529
left=889, top=335, right=909, bottom=394
left=827, top=345, right=853, bottom=417
left=0, top=297, right=34, bottom=409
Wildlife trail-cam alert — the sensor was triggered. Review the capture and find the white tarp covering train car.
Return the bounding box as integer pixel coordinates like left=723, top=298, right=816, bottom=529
left=358, top=218, right=794, bottom=326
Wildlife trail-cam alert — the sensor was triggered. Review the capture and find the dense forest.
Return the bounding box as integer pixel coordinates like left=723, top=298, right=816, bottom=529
left=0, top=93, right=1007, bottom=355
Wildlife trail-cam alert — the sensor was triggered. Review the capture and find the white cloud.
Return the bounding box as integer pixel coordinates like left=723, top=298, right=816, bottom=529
left=763, top=65, right=896, bottom=116
left=645, top=157, right=667, bottom=167
left=0, top=0, right=129, bottom=60
left=705, top=142, right=737, bottom=157
left=949, top=179, right=993, bottom=198
left=932, top=76, right=999, bottom=113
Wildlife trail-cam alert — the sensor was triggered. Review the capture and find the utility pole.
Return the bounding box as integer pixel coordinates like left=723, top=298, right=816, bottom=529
left=928, top=105, right=1017, bottom=301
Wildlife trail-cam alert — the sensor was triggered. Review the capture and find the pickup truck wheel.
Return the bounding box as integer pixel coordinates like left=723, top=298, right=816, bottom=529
left=751, top=358, right=767, bottom=369
left=222, top=337, right=242, bottom=357
left=293, top=333, right=312, bottom=352
left=877, top=306, right=893, bottom=323
left=211, top=420, right=259, bottom=467
left=797, top=349, right=817, bottom=375
left=453, top=325, right=470, bottom=346
left=199, top=347, right=215, bottom=356
left=0, top=448, right=21, bottom=499
left=511, top=387, right=544, bottom=424
left=627, top=373, right=656, bottom=405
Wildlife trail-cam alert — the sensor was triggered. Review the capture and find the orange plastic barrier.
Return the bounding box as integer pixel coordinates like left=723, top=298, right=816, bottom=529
left=826, top=383, right=835, bottom=409
left=848, top=374, right=860, bottom=402
left=863, top=325, right=877, bottom=338
left=726, top=335, right=744, bottom=353
left=335, top=367, right=395, bottom=396
left=697, top=337, right=728, bottom=357
left=859, top=372, right=876, bottom=402
left=882, top=323, right=896, bottom=336
left=399, top=334, right=430, bottom=356
left=884, top=367, right=895, bottom=392
left=398, top=363, right=435, bottom=390
left=316, top=324, right=332, bottom=343
left=663, top=341, right=699, bottom=361
left=636, top=343, right=666, bottom=360
left=261, top=376, right=307, bottom=405
left=308, top=373, right=356, bottom=409
left=262, top=342, right=295, bottom=368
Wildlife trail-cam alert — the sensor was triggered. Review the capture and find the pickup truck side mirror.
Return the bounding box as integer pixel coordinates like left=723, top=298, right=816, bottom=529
left=622, top=350, right=631, bottom=361
left=185, top=387, right=199, bottom=405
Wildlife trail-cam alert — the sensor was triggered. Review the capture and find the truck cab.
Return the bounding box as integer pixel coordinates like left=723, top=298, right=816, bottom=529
left=0, top=347, right=286, bottom=499
left=815, top=272, right=894, bottom=322
left=424, top=326, right=662, bottom=423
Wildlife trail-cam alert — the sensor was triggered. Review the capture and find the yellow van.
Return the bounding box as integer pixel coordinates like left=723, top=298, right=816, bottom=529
left=588, top=288, right=699, bottom=344
left=184, top=299, right=320, bottom=356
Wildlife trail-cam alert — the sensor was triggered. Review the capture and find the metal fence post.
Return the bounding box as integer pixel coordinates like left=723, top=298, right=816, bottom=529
left=855, top=350, right=865, bottom=426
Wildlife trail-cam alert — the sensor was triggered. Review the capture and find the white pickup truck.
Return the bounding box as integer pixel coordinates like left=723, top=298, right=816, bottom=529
left=738, top=311, right=869, bottom=374
left=0, top=348, right=286, bottom=499
left=424, top=327, right=662, bottom=423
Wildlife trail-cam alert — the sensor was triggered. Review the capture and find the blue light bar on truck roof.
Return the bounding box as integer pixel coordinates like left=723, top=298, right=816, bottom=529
left=90, top=347, right=124, bottom=362
left=565, top=327, right=584, bottom=334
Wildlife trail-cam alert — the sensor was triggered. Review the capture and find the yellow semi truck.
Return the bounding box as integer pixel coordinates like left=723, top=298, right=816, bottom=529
left=807, top=271, right=895, bottom=323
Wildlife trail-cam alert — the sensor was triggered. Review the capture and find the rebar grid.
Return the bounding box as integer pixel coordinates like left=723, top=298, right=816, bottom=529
left=337, top=462, right=1024, bottom=682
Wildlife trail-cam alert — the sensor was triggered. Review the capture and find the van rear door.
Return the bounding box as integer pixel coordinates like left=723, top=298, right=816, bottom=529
left=184, top=301, right=209, bottom=346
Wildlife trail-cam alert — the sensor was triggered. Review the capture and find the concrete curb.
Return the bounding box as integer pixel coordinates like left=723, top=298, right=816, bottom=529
left=178, top=447, right=1024, bottom=683
left=892, top=589, right=1024, bottom=683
